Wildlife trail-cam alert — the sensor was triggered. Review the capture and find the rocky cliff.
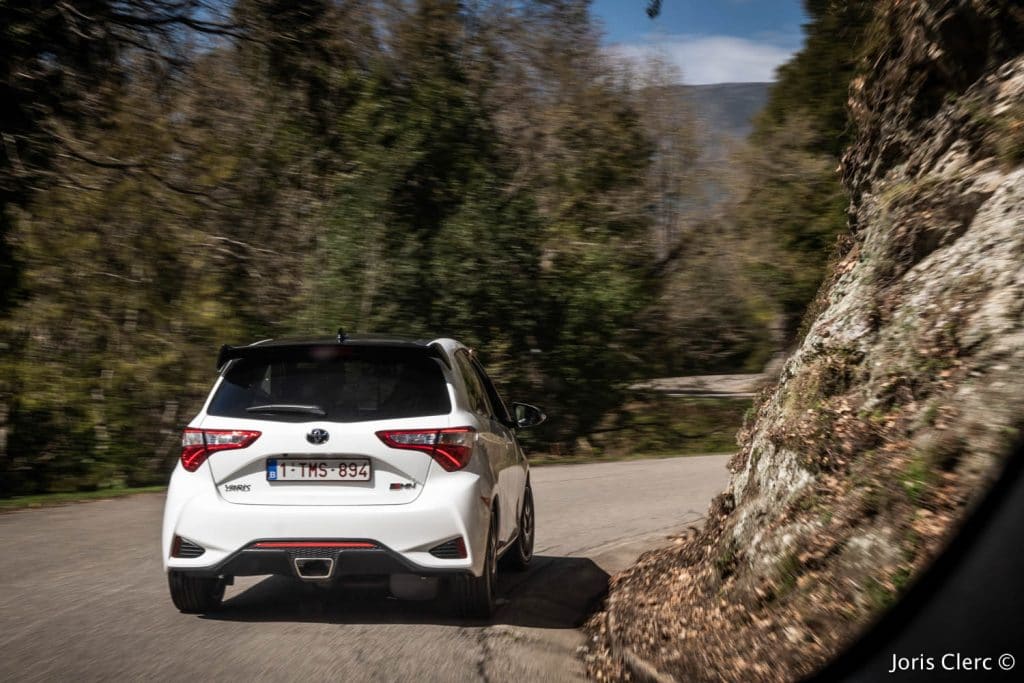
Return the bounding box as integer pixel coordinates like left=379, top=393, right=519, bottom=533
left=587, top=2, right=1024, bottom=680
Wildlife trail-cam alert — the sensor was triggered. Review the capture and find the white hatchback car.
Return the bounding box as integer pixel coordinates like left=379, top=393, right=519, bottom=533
left=162, top=332, right=543, bottom=617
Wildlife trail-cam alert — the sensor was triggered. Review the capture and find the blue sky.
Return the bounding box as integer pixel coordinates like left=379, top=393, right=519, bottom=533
left=591, top=0, right=808, bottom=84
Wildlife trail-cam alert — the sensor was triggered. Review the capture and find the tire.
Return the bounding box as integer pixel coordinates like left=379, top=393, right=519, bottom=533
left=452, top=513, right=497, bottom=618
left=168, top=571, right=226, bottom=614
left=503, top=483, right=535, bottom=571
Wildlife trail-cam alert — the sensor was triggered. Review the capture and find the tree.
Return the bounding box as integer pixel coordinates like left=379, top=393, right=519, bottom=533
left=733, top=0, right=874, bottom=341
left=1, top=0, right=669, bottom=494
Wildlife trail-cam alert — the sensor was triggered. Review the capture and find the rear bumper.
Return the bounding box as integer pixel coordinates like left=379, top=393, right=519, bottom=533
left=162, top=467, right=490, bottom=577
left=175, top=542, right=473, bottom=579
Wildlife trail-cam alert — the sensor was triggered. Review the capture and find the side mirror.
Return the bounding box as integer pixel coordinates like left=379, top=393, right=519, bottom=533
left=511, top=402, right=546, bottom=429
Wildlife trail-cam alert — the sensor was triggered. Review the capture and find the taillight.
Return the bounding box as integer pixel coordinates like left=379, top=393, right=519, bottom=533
left=376, top=427, right=477, bottom=471
left=180, top=428, right=261, bottom=472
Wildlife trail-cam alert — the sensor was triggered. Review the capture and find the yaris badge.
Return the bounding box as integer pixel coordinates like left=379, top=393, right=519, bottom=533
left=306, top=428, right=329, bottom=445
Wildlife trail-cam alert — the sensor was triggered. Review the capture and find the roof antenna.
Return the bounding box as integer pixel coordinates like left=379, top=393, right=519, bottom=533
left=337, top=327, right=347, bottom=342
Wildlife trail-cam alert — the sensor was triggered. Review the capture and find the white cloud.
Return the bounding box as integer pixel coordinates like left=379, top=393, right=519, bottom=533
left=609, top=35, right=798, bottom=85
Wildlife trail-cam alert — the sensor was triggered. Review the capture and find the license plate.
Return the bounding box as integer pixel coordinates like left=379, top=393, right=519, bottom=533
left=267, top=458, right=372, bottom=481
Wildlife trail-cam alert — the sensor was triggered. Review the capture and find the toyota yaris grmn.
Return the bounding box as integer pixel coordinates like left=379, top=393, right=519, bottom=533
left=162, top=332, right=543, bottom=617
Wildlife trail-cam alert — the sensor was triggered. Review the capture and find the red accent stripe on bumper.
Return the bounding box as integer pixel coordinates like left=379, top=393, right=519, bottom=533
left=252, top=541, right=377, bottom=549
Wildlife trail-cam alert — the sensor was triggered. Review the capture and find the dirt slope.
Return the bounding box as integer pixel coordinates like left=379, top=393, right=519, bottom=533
left=587, top=3, right=1024, bottom=680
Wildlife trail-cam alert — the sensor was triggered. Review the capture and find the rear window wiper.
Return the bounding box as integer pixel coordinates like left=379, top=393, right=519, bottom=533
left=245, top=404, right=326, bottom=416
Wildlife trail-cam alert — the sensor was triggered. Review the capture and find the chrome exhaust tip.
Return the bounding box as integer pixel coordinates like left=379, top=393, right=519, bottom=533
left=293, top=557, right=335, bottom=580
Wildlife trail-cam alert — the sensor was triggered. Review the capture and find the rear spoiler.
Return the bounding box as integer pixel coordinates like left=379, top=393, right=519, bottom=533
left=216, top=341, right=451, bottom=373
left=216, top=344, right=249, bottom=372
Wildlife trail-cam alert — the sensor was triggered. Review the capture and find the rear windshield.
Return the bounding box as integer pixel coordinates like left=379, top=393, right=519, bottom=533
left=207, top=346, right=451, bottom=422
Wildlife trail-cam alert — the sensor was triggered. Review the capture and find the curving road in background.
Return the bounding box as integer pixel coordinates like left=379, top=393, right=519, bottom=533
left=0, top=455, right=729, bottom=682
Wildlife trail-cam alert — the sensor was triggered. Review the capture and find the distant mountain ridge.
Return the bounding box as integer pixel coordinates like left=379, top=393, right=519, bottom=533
left=675, top=82, right=772, bottom=141
left=656, top=82, right=771, bottom=219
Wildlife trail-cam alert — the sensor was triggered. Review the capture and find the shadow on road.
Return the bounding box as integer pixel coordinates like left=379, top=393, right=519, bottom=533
left=200, top=555, right=608, bottom=629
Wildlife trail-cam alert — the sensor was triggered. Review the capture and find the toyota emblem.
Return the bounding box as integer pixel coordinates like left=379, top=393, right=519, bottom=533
left=306, top=428, right=329, bottom=445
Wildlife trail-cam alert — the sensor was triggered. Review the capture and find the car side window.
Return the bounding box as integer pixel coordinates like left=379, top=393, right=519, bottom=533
left=455, top=351, right=492, bottom=417
left=471, top=358, right=512, bottom=426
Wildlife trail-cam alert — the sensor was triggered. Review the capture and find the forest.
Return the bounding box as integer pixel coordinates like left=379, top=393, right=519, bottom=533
left=0, top=1, right=870, bottom=496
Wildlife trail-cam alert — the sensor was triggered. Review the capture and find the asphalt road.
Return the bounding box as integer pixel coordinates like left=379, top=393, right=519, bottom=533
left=0, top=455, right=730, bottom=682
